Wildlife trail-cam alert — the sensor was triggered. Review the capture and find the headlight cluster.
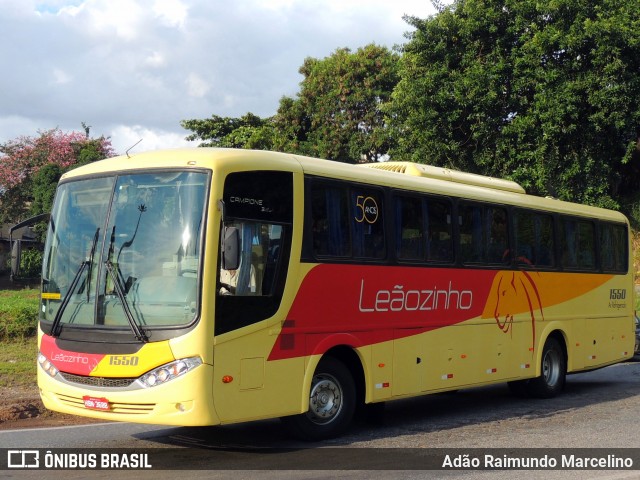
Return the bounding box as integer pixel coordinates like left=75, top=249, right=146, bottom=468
left=138, top=357, right=202, bottom=388
left=38, top=352, right=59, bottom=378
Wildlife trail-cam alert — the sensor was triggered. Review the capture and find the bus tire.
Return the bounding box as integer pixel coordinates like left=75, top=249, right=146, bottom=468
left=281, top=357, right=356, bottom=441
left=526, top=336, right=566, bottom=398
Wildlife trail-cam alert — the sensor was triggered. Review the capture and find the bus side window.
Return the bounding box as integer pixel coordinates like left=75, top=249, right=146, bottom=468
left=515, top=210, right=555, bottom=268
left=459, top=203, right=509, bottom=266
left=577, top=221, right=596, bottom=269
left=561, top=218, right=595, bottom=270
left=600, top=222, right=628, bottom=273
left=487, top=207, right=508, bottom=264
left=396, top=195, right=423, bottom=261
left=425, top=198, right=453, bottom=263
left=351, top=189, right=385, bottom=259
left=459, top=204, right=484, bottom=263
left=311, top=185, right=351, bottom=258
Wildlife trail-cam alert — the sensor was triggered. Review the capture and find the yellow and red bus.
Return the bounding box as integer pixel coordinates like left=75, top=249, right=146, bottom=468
left=34, top=148, right=634, bottom=440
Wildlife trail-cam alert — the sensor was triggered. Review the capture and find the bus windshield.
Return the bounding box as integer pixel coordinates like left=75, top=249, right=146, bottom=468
left=41, top=170, right=209, bottom=337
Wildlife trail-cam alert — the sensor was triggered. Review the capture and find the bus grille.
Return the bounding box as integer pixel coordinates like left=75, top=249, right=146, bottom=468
left=60, top=372, right=136, bottom=388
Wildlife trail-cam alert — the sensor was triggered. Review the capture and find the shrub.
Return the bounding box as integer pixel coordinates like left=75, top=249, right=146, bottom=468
left=0, top=289, right=39, bottom=341
left=20, top=248, right=43, bottom=279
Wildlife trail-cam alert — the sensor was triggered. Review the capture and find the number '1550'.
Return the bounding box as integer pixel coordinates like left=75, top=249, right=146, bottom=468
left=609, top=289, right=626, bottom=300
left=109, top=355, right=139, bottom=366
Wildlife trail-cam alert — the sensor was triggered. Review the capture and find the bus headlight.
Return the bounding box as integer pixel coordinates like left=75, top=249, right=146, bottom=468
left=38, top=352, right=59, bottom=378
left=138, top=357, right=202, bottom=388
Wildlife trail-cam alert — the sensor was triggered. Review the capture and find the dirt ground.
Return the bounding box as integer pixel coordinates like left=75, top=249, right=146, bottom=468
left=0, top=384, right=100, bottom=430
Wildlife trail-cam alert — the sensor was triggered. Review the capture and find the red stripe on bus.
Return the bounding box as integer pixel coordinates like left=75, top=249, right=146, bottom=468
left=268, top=264, right=497, bottom=361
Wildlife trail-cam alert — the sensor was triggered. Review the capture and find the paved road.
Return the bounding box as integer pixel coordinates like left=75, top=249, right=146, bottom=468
left=3, top=359, right=640, bottom=479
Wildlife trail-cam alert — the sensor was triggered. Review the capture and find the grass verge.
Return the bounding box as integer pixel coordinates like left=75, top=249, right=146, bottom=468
left=0, top=337, right=37, bottom=388
left=0, top=287, right=39, bottom=340
left=0, top=288, right=39, bottom=389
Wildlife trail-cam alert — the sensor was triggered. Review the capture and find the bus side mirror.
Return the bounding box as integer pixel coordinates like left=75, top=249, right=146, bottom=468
left=222, top=226, right=240, bottom=270
left=9, top=212, right=50, bottom=282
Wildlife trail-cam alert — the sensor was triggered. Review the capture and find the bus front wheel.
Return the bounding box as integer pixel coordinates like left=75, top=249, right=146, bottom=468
left=527, top=336, right=566, bottom=398
left=281, top=357, right=356, bottom=441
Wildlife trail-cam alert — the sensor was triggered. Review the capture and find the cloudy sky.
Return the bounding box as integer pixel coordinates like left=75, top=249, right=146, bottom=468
left=1, top=0, right=437, bottom=155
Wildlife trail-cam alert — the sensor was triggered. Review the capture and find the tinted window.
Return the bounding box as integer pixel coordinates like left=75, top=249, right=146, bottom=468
left=514, top=210, right=555, bottom=268
left=310, top=182, right=385, bottom=260
left=311, top=185, right=351, bottom=257
left=600, top=222, right=628, bottom=273
left=396, top=195, right=423, bottom=260
left=459, top=203, right=509, bottom=265
left=426, top=199, right=454, bottom=262
left=561, top=218, right=595, bottom=270
left=396, top=195, right=452, bottom=263
left=351, top=188, right=385, bottom=259
left=224, top=171, right=293, bottom=223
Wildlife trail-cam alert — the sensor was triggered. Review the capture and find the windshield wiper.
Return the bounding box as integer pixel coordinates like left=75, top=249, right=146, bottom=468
left=50, top=228, right=100, bottom=337
left=105, top=261, right=148, bottom=342
left=50, top=261, right=88, bottom=337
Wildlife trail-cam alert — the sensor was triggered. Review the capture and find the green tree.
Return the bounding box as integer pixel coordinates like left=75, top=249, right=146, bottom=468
left=271, top=96, right=313, bottom=156
left=277, top=44, right=400, bottom=163
left=390, top=0, right=640, bottom=207
left=180, top=113, right=275, bottom=150
left=30, top=163, right=61, bottom=216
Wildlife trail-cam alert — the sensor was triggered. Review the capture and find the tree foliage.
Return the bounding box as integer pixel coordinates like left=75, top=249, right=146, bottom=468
left=182, top=44, right=400, bottom=164
left=390, top=0, right=640, bottom=207
left=0, top=128, right=114, bottom=225
left=275, top=44, right=400, bottom=163
left=180, top=113, right=275, bottom=150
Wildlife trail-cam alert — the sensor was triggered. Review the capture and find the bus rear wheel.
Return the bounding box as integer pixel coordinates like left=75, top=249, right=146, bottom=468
left=281, top=357, right=356, bottom=441
left=526, top=336, right=566, bottom=398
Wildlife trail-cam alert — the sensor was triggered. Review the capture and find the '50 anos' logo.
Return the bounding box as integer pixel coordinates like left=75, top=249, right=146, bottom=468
left=355, top=196, right=379, bottom=224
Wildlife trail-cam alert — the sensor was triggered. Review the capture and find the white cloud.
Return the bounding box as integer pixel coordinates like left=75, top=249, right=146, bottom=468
left=144, top=51, right=166, bottom=68
left=56, top=2, right=84, bottom=17
left=0, top=0, right=440, bottom=154
left=58, top=0, right=145, bottom=41
left=153, top=0, right=189, bottom=28
left=186, top=72, right=210, bottom=98
left=52, top=67, right=72, bottom=85
left=109, top=124, right=192, bottom=155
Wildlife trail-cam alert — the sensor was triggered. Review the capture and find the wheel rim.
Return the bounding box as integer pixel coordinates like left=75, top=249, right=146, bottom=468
left=542, top=347, right=561, bottom=387
left=306, top=373, right=343, bottom=425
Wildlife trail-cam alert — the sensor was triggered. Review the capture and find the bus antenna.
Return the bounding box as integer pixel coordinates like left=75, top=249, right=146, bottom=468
left=125, top=139, right=143, bottom=158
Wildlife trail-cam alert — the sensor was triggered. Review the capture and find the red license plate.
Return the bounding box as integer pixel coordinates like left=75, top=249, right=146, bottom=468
left=82, top=396, right=111, bottom=411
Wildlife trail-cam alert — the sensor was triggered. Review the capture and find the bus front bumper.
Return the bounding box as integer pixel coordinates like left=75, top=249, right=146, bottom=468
left=38, top=362, right=220, bottom=426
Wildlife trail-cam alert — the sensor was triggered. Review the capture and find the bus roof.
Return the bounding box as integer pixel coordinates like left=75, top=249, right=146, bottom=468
left=361, top=162, right=526, bottom=194
left=60, top=148, right=627, bottom=224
